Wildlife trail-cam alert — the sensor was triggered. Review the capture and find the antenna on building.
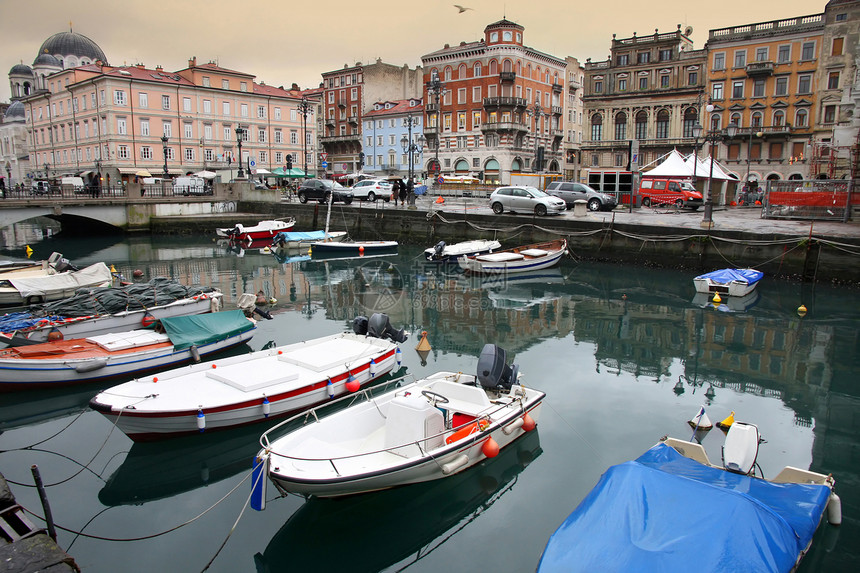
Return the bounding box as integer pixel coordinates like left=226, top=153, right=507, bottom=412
left=685, top=25, right=694, bottom=37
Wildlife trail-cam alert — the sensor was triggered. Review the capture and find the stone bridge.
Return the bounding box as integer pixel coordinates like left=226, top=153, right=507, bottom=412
left=0, top=182, right=278, bottom=232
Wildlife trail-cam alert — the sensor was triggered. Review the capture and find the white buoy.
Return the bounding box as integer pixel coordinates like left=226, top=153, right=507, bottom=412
left=688, top=405, right=713, bottom=430
left=262, top=396, right=270, bottom=417
left=828, top=491, right=842, bottom=525
left=369, top=358, right=376, bottom=378
left=197, top=408, right=206, bottom=432
left=190, top=344, right=201, bottom=363
left=441, top=454, right=470, bottom=475
left=395, top=347, right=402, bottom=367
left=503, top=417, right=525, bottom=435
left=327, top=379, right=334, bottom=399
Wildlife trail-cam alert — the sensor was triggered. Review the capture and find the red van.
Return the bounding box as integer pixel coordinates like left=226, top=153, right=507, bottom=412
left=638, top=178, right=703, bottom=210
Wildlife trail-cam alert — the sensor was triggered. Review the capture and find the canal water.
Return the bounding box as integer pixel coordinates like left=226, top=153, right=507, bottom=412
left=0, top=222, right=858, bottom=572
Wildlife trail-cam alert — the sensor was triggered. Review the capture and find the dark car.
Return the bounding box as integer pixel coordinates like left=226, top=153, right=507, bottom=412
left=296, top=179, right=354, bottom=205
left=546, top=181, right=617, bottom=212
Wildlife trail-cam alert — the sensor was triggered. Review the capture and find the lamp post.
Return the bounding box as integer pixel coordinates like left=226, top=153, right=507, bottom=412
left=743, top=126, right=764, bottom=194
left=235, top=127, right=245, bottom=178
left=691, top=123, right=703, bottom=190
left=400, top=113, right=425, bottom=207
left=161, top=135, right=169, bottom=179
left=701, top=122, right=738, bottom=228
left=95, top=158, right=101, bottom=196
left=4, top=162, right=10, bottom=191
left=297, top=96, right=312, bottom=179
left=531, top=102, right=543, bottom=173
left=426, top=70, right=447, bottom=178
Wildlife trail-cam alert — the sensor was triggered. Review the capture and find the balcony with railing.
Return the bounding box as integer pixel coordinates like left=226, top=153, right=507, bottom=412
left=425, top=102, right=439, bottom=112
left=569, top=78, right=583, bottom=92
left=483, top=97, right=528, bottom=109
left=745, top=61, right=774, bottom=77
left=347, top=116, right=358, bottom=125
left=480, top=122, right=529, bottom=134
left=337, top=99, right=347, bottom=108
left=321, top=133, right=360, bottom=144
left=551, top=106, right=563, bottom=116
left=500, top=71, right=516, bottom=83
left=552, top=83, right=563, bottom=93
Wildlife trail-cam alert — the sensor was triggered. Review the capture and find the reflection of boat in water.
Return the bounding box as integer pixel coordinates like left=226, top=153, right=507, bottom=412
left=254, top=429, right=541, bottom=573
left=98, top=423, right=264, bottom=506
left=460, top=268, right=565, bottom=310
left=692, top=290, right=760, bottom=312
left=0, top=383, right=97, bottom=431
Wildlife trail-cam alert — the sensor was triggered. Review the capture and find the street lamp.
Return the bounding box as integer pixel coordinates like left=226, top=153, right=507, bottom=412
left=4, top=162, right=10, bottom=190
left=95, top=158, right=101, bottom=196
left=161, top=135, right=169, bottom=179
left=235, top=127, right=245, bottom=178
left=400, top=113, right=425, bottom=207
left=743, top=126, right=764, bottom=194
left=426, top=70, right=447, bottom=178
left=297, top=96, right=312, bottom=179
left=701, top=122, right=738, bottom=228
left=44, top=163, right=49, bottom=179
left=531, top=102, right=543, bottom=173
left=691, top=122, right=703, bottom=189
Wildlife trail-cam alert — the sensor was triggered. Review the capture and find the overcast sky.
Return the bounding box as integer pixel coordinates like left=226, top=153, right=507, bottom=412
left=1, top=0, right=820, bottom=103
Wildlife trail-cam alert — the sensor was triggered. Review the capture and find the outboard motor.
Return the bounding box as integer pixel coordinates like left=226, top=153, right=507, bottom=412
left=721, top=421, right=761, bottom=475
left=52, top=257, right=78, bottom=273
left=476, top=344, right=519, bottom=392
left=367, top=313, right=408, bottom=343
left=433, top=241, right=446, bottom=259
left=352, top=315, right=369, bottom=336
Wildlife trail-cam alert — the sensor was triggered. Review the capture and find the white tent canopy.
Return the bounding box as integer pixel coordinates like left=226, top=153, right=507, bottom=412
left=642, top=150, right=693, bottom=177
left=194, top=170, right=217, bottom=179
left=685, top=155, right=735, bottom=181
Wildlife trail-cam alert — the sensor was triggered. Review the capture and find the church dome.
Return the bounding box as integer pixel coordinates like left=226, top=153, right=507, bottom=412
left=37, top=30, right=108, bottom=66
left=33, top=52, right=61, bottom=67
left=4, top=100, right=26, bottom=122
left=9, top=63, right=33, bottom=76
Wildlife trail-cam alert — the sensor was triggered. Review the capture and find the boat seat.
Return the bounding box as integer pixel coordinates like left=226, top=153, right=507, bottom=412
left=424, top=380, right=492, bottom=418
left=277, top=337, right=373, bottom=372
left=384, top=394, right=445, bottom=457
left=520, top=248, right=549, bottom=257
left=85, top=329, right=170, bottom=351
left=206, top=357, right=299, bottom=391
left=477, top=252, right=524, bottom=262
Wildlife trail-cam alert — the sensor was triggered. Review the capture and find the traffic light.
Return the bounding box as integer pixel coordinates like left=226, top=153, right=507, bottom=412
left=286, top=154, right=293, bottom=171
left=358, top=151, right=365, bottom=168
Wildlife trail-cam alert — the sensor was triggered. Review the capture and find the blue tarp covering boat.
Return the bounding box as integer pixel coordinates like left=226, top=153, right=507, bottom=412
left=695, top=268, right=764, bottom=285
left=272, top=230, right=332, bottom=244
left=538, top=442, right=831, bottom=573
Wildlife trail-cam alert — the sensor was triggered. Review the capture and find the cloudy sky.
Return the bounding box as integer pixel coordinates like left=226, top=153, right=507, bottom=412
left=1, top=0, right=819, bottom=102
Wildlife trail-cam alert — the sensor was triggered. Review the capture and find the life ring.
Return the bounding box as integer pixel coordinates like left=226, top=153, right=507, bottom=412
left=446, top=419, right=489, bottom=444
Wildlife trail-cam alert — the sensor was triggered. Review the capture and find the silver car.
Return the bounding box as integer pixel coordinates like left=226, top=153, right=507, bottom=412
left=546, top=181, right=617, bottom=212
left=489, top=186, right=566, bottom=216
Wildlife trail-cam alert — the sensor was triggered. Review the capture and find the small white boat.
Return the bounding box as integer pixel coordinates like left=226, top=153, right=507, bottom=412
left=693, top=268, right=763, bottom=297
left=538, top=422, right=841, bottom=572
left=89, top=313, right=408, bottom=441
left=423, top=239, right=502, bottom=263
left=271, top=230, right=347, bottom=251
left=256, top=343, right=544, bottom=499
left=457, top=239, right=567, bottom=274
left=0, top=280, right=224, bottom=346
left=0, top=310, right=256, bottom=391
left=0, top=252, right=69, bottom=280
left=216, top=219, right=296, bottom=241
left=0, top=262, right=114, bottom=306
left=309, top=240, right=398, bottom=255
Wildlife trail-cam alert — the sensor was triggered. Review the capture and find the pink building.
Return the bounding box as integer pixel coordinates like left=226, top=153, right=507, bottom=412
left=22, top=57, right=318, bottom=185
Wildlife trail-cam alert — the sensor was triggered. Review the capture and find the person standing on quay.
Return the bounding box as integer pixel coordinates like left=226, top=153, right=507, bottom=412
left=398, top=178, right=407, bottom=206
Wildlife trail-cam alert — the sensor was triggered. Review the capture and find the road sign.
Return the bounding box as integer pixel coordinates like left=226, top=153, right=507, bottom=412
left=321, top=161, right=328, bottom=168
left=342, top=163, right=348, bottom=171
left=320, top=152, right=328, bottom=161
left=250, top=160, right=256, bottom=167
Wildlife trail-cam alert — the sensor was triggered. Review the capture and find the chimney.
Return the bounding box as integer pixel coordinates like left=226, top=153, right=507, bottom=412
left=156, top=65, right=163, bottom=71
left=188, top=56, right=197, bottom=68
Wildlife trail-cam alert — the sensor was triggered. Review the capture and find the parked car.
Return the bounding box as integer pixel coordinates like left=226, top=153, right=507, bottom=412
left=297, top=179, right=354, bottom=205
left=349, top=179, right=392, bottom=202
left=638, top=178, right=703, bottom=210
left=489, top=186, right=566, bottom=216
left=173, top=176, right=207, bottom=196
left=546, top=181, right=617, bottom=211
left=31, top=180, right=52, bottom=195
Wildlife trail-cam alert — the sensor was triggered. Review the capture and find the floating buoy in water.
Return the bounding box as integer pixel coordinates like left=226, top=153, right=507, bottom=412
left=47, top=328, right=63, bottom=341
left=197, top=408, right=206, bottom=432
left=262, top=396, right=270, bottom=417
left=717, top=411, right=735, bottom=431
left=688, top=405, right=713, bottom=430
left=482, top=436, right=500, bottom=458
left=522, top=412, right=536, bottom=432
left=828, top=491, right=843, bottom=525
left=369, top=359, right=376, bottom=377
left=712, top=292, right=722, bottom=304
left=416, top=331, right=431, bottom=352
left=798, top=304, right=808, bottom=317
left=435, top=196, right=445, bottom=204
left=345, top=373, right=360, bottom=393
left=25, top=245, right=33, bottom=258
left=133, top=269, right=143, bottom=278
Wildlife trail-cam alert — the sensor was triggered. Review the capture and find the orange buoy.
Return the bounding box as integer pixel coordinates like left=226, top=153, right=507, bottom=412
left=522, top=413, right=536, bottom=432
left=47, top=328, right=63, bottom=341
left=141, top=313, right=155, bottom=327
left=211, top=364, right=217, bottom=369
left=359, top=245, right=365, bottom=255
left=153, top=377, right=158, bottom=383
left=481, top=436, right=500, bottom=458
left=345, top=379, right=360, bottom=392
left=446, top=419, right=489, bottom=444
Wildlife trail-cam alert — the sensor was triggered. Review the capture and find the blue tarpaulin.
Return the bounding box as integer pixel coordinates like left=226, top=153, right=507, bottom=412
left=538, top=442, right=830, bottom=573
left=695, top=268, right=763, bottom=285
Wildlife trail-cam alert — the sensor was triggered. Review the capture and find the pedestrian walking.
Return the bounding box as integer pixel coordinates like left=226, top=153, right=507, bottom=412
left=398, top=179, right=407, bottom=206
left=391, top=179, right=400, bottom=204
left=406, top=178, right=414, bottom=205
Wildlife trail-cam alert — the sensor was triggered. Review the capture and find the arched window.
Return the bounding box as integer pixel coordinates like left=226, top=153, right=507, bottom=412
left=489, top=60, right=498, bottom=75
left=751, top=111, right=763, bottom=128
left=710, top=113, right=722, bottom=132
left=591, top=113, right=603, bottom=141
left=795, top=109, right=808, bottom=127
left=458, top=64, right=467, bottom=79
left=503, top=59, right=512, bottom=73
left=730, top=112, right=742, bottom=127
left=656, top=109, right=670, bottom=138
left=614, top=112, right=627, bottom=140
left=772, top=110, right=785, bottom=127
left=635, top=111, right=648, bottom=139
left=545, top=71, right=550, bottom=83
left=444, top=66, right=452, bottom=81
left=474, top=62, right=482, bottom=77
left=683, top=107, right=698, bottom=137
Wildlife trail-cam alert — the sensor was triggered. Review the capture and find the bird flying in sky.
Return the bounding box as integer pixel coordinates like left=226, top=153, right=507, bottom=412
left=453, top=5, right=473, bottom=13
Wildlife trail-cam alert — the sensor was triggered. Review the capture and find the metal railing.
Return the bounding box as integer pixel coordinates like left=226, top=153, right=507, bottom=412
left=762, top=179, right=857, bottom=222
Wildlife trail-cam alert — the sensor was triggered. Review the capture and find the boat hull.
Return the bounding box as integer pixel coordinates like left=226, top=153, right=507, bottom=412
left=423, top=240, right=502, bottom=263
left=89, top=333, right=400, bottom=440
left=310, top=241, right=398, bottom=254
left=272, top=231, right=347, bottom=251
left=0, top=328, right=255, bottom=390
left=693, top=268, right=763, bottom=297
left=217, top=219, right=295, bottom=241
left=458, top=240, right=567, bottom=274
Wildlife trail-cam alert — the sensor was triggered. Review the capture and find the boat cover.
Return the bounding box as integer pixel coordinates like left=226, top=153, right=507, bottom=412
left=538, top=442, right=831, bottom=573
left=6, top=262, right=112, bottom=297
left=272, top=230, right=331, bottom=243
left=160, top=310, right=254, bottom=351
left=695, top=268, right=763, bottom=285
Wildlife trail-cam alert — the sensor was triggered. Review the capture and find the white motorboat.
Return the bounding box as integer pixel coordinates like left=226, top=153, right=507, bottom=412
left=0, top=279, right=223, bottom=346
left=457, top=239, right=567, bottom=274
left=693, top=268, right=763, bottom=297
left=0, top=262, right=114, bottom=306
left=89, top=313, right=408, bottom=441
left=216, top=218, right=296, bottom=242
left=255, top=343, right=544, bottom=499
left=0, top=310, right=256, bottom=391
left=423, top=239, right=501, bottom=263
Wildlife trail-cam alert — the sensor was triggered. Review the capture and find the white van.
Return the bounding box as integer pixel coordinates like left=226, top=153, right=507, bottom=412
left=61, top=176, right=85, bottom=192
left=173, top=176, right=206, bottom=195
left=141, top=177, right=164, bottom=185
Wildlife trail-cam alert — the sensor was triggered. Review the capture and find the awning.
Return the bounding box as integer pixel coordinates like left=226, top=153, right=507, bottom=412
left=255, top=168, right=272, bottom=175
left=194, top=170, right=217, bottom=179
left=118, top=167, right=183, bottom=175
left=135, top=169, right=152, bottom=177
